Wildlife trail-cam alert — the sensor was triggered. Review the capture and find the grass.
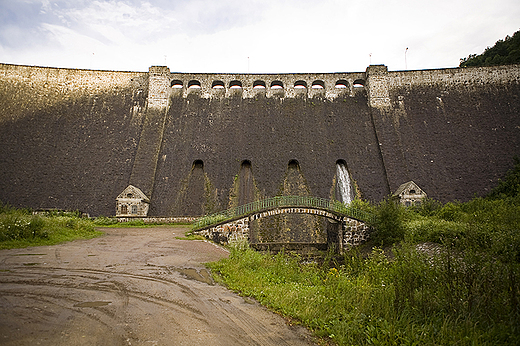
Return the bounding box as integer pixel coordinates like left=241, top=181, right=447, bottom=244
left=176, top=229, right=206, bottom=240
left=0, top=205, right=194, bottom=249
left=93, top=216, right=192, bottom=228
left=0, top=203, right=102, bottom=249
left=208, top=193, right=520, bottom=345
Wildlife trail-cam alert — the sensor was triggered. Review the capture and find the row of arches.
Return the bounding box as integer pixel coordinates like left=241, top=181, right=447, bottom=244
left=171, top=158, right=355, bottom=218
left=171, top=79, right=365, bottom=90
left=190, top=158, right=348, bottom=169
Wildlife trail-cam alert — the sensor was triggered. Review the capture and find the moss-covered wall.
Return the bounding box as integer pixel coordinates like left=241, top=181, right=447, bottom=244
left=149, top=89, right=387, bottom=216
left=0, top=64, right=147, bottom=215
left=0, top=63, right=519, bottom=218
left=371, top=66, right=520, bottom=202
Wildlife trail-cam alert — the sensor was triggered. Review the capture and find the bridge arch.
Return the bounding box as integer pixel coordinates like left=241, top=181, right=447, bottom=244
left=335, top=79, right=349, bottom=89
left=353, top=79, right=365, bottom=88
left=288, top=159, right=299, bottom=167
left=229, top=80, right=242, bottom=89
left=270, top=80, right=284, bottom=89
left=238, top=160, right=254, bottom=206
left=192, top=159, right=204, bottom=168
left=294, top=80, right=308, bottom=89
left=192, top=195, right=373, bottom=253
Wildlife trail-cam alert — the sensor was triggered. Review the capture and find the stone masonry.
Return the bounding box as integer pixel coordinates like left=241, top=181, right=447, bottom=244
left=0, top=63, right=519, bottom=219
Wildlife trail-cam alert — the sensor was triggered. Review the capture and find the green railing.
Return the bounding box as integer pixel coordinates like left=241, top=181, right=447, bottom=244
left=192, top=195, right=375, bottom=230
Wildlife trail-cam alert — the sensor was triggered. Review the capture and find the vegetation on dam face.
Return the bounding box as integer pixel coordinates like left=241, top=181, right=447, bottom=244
left=209, top=160, right=520, bottom=346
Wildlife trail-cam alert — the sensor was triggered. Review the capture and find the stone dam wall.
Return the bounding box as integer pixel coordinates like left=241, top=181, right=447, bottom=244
left=0, top=63, right=519, bottom=217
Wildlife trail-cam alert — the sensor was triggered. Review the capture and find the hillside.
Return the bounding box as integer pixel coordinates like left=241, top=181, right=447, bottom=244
left=460, top=29, right=520, bottom=67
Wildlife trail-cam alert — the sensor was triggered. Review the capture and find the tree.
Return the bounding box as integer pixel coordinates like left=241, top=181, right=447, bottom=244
left=460, top=29, right=520, bottom=67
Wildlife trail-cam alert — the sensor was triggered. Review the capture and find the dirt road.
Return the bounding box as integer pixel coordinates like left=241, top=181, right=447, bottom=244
left=0, top=227, right=317, bottom=345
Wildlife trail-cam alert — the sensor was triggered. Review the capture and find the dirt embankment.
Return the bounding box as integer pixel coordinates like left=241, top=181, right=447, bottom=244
left=0, top=226, right=317, bottom=346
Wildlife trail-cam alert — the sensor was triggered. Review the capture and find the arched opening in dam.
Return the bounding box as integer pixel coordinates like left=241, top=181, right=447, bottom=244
left=170, top=160, right=209, bottom=216
left=238, top=160, right=254, bottom=206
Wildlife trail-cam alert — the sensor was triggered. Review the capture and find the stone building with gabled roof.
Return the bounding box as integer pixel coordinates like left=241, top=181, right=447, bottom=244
left=116, top=185, right=150, bottom=217
left=393, top=181, right=426, bottom=206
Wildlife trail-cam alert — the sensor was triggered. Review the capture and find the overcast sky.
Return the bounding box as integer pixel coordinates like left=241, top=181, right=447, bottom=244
left=1, top=0, right=519, bottom=73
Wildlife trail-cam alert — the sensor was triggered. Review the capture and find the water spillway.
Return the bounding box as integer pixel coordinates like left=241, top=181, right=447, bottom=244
left=336, top=161, right=355, bottom=205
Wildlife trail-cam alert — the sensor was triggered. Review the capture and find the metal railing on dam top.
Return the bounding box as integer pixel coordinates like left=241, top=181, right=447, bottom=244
left=192, top=195, right=375, bottom=230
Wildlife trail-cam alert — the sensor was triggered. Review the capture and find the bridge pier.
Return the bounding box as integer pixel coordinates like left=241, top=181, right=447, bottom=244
left=195, top=217, right=250, bottom=245
left=341, top=219, right=370, bottom=252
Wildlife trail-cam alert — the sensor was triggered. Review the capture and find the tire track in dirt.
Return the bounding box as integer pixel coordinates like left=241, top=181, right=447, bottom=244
left=0, top=227, right=318, bottom=346
left=0, top=267, right=204, bottom=317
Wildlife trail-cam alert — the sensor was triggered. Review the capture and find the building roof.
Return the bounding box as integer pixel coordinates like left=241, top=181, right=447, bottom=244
left=116, top=185, right=150, bottom=202
left=392, top=181, right=425, bottom=197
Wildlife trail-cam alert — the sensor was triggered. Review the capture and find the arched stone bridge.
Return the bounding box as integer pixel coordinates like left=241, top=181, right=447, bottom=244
left=192, top=196, right=374, bottom=253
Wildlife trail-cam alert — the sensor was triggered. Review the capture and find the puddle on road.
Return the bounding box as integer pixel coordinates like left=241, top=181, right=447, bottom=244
left=177, top=268, right=214, bottom=285
left=73, top=301, right=112, bottom=308
left=23, top=263, right=40, bottom=266
left=14, top=254, right=47, bottom=256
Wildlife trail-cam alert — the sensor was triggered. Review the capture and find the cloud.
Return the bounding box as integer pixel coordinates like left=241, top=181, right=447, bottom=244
left=0, top=0, right=519, bottom=72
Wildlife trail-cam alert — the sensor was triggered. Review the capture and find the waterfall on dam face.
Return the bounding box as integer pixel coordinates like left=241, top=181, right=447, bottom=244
left=336, top=161, right=354, bottom=205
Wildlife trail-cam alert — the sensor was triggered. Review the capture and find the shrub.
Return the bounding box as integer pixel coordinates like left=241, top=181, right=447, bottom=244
left=0, top=203, right=101, bottom=249
left=413, top=197, right=443, bottom=217
left=435, top=202, right=463, bottom=221
left=0, top=214, right=48, bottom=241
left=122, top=219, right=146, bottom=226
left=487, top=156, right=520, bottom=199
left=404, top=218, right=466, bottom=244
left=371, top=198, right=406, bottom=245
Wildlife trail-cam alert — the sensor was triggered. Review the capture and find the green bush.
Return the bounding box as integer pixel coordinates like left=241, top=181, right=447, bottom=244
left=0, top=203, right=101, bottom=249
left=460, top=29, right=520, bottom=67
left=404, top=218, right=466, bottom=244
left=210, top=235, right=520, bottom=345
left=0, top=214, right=48, bottom=241
left=371, top=198, right=406, bottom=245
left=487, top=157, right=520, bottom=199
left=412, top=197, right=443, bottom=217
left=435, top=201, right=463, bottom=221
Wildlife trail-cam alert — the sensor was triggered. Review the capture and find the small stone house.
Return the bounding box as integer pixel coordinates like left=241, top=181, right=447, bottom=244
left=116, top=185, right=150, bottom=217
left=393, top=181, right=426, bottom=206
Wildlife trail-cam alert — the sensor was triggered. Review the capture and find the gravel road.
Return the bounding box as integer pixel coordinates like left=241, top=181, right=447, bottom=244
left=0, top=226, right=317, bottom=345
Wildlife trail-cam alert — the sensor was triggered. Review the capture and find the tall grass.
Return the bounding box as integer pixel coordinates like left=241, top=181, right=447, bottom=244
left=0, top=202, right=102, bottom=249
left=209, top=192, right=520, bottom=345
